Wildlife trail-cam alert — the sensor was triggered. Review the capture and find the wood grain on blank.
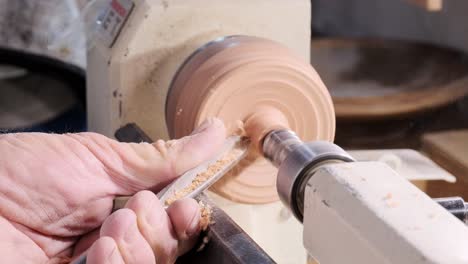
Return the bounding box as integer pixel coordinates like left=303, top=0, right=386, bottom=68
left=422, top=130, right=468, bottom=182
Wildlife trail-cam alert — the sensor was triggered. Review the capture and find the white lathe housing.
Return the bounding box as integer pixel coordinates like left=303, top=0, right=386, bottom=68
left=304, top=162, right=468, bottom=263
left=87, top=0, right=311, bottom=139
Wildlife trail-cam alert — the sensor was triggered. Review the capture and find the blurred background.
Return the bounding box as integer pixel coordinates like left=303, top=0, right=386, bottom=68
left=311, top=0, right=468, bottom=150
left=0, top=0, right=88, bottom=133
left=1, top=0, right=467, bottom=193
left=2, top=2, right=468, bottom=263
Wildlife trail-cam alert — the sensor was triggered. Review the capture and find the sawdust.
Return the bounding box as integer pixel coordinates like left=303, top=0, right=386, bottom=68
left=383, top=192, right=399, bottom=208
left=196, top=201, right=214, bottom=252
left=165, top=148, right=242, bottom=206
left=199, top=201, right=213, bottom=231
left=232, top=120, right=246, bottom=137
left=383, top=193, right=393, bottom=200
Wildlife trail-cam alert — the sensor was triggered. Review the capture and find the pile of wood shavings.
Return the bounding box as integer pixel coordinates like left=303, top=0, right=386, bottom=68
left=196, top=201, right=214, bottom=252
left=165, top=148, right=242, bottom=206
left=199, top=201, right=213, bottom=231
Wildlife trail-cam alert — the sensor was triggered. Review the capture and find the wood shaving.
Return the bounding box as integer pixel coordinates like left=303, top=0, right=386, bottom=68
left=165, top=149, right=242, bottom=206
left=196, top=201, right=214, bottom=252
left=386, top=200, right=400, bottom=208
left=383, top=192, right=399, bottom=208
left=199, top=201, right=213, bottom=231
left=233, top=120, right=246, bottom=137
left=196, top=236, right=211, bottom=252
left=383, top=193, right=393, bottom=200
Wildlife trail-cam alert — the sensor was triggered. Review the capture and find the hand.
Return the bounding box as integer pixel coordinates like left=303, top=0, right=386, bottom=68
left=0, top=118, right=226, bottom=263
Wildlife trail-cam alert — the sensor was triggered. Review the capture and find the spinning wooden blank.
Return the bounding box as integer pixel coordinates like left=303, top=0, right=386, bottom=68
left=167, top=36, right=335, bottom=203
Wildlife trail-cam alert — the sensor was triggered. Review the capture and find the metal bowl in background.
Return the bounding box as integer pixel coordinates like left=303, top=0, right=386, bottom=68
left=0, top=48, right=86, bottom=133
left=0, top=0, right=87, bottom=133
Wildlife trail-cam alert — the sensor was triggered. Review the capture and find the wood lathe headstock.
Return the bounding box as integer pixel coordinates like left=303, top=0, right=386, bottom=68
left=87, top=1, right=335, bottom=204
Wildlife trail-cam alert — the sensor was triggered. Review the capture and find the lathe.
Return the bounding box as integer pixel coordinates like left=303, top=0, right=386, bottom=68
left=85, top=0, right=468, bottom=263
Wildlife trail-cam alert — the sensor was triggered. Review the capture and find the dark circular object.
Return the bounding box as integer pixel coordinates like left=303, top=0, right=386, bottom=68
left=0, top=47, right=86, bottom=132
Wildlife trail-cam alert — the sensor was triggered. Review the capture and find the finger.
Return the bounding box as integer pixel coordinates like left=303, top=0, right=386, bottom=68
left=124, top=191, right=200, bottom=263
left=0, top=118, right=224, bottom=251
left=166, top=198, right=201, bottom=256
left=99, top=209, right=156, bottom=264
left=69, top=117, right=226, bottom=193
left=73, top=228, right=100, bottom=258
left=168, top=118, right=227, bottom=176
left=87, top=236, right=125, bottom=264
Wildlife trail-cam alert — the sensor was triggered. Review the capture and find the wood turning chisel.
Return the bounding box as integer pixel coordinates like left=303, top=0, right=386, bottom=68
left=72, top=135, right=249, bottom=264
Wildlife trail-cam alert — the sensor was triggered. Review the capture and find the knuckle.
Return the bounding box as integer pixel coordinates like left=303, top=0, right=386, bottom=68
left=101, top=208, right=137, bottom=236
left=133, top=190, right=159, bottom=202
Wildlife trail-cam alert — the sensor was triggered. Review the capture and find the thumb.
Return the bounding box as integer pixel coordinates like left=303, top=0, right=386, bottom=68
left=72, top=118, right=227, bottom=194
